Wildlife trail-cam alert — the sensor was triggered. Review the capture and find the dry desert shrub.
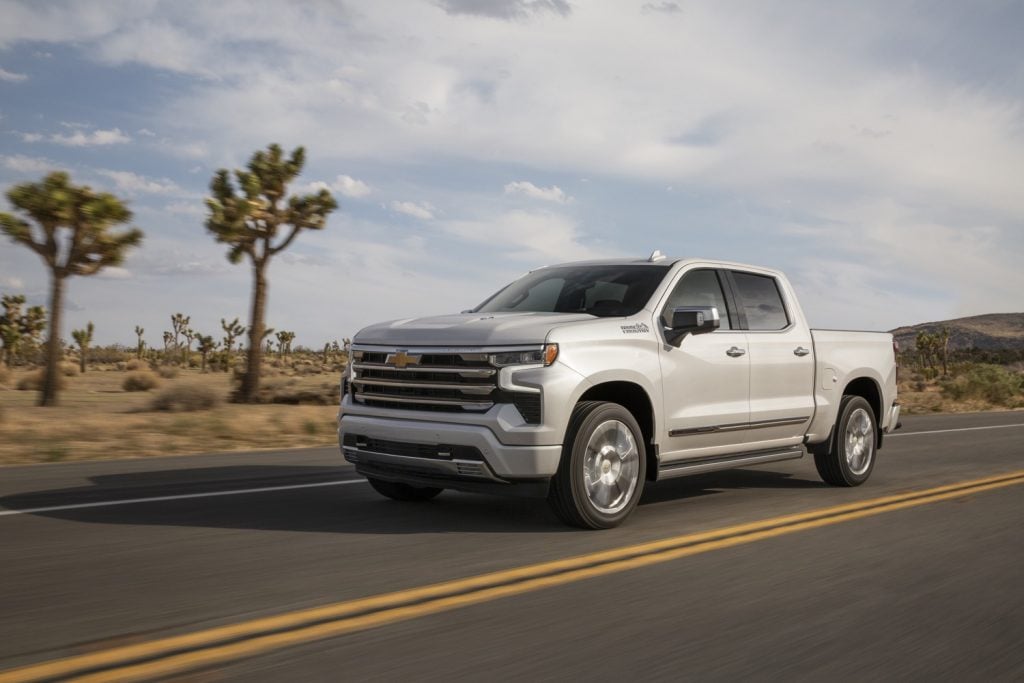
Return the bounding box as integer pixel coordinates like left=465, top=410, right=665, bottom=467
left=0, top=363, right=12, bottom=387
left=123, top=371, right=160, bottom=392
left=60, top=362, right=79, bottom=377
left=150, top=383, right=220, bottom=412
left=157, top=365, right=179, bottom=379
left=16, top=369, right=67, bottom=391
left=125, top=359, right=144, bottom=371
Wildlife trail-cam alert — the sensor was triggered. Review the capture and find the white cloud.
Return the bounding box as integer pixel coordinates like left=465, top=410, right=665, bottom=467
left=96, top=266, right=132, bottom=280
left=20, top=132, right=43, bottom=143
left=1, top=154, right=60, bottom=174
left=49, top=128, right=131, bottom=147
left=443, top=209, right=610, bottom=262
left=0, top=67, right=28, bottom=82
left=155, top=138, right=207, bottom=159
left=164, top=201, right=204, bottom=216
left=300, top=174, right=372, bottom=198
left=503, top=180, right=570, bottom=203
left=333, top=174, right=372, bottom=198
left=391, top=200, right=435, bottom=220
left=1, top=275, right=25, bottom=290
left=97, top=169, right=181, bottom=195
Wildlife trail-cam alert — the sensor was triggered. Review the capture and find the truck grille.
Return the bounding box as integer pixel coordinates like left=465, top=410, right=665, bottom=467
left=351, top=349, right=498, bottom=413
left=349, top=347, right=542, bottom=423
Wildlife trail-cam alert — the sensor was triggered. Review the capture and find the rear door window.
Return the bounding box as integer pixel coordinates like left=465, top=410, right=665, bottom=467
left=730, top=271, right=789, bottom=330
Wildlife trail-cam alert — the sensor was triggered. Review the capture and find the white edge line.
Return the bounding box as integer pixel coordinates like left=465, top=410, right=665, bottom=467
left=0, top=479, right=366, bottom=517
left=889, top=423, right=1024, bottom=438
left=3, top=422, right=1022, bottom=518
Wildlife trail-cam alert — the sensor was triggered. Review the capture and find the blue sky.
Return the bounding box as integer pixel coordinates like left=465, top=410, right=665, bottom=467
left=1, top=0, right=1022, bottom=347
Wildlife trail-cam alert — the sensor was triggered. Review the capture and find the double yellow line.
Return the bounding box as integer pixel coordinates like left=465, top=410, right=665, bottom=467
left=4, top=469, right=1023, bottom=682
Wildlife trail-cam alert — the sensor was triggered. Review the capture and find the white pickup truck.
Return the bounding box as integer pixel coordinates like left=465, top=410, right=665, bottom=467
left=339, top=254, right=900, bottom=528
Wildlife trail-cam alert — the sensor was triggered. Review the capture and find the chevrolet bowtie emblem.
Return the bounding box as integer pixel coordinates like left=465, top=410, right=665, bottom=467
left=386, top=351, right=421, bottom=369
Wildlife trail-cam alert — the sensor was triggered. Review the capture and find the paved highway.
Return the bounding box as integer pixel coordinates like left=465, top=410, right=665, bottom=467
left=1, top=411, right=1022, bottom=680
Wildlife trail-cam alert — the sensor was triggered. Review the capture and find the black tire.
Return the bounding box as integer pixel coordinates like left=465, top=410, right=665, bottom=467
left=549, top=401, right=647, bottom=529
left=814, top=395, right=877, bottom=487
left=367, top=477, right=443, bottom=502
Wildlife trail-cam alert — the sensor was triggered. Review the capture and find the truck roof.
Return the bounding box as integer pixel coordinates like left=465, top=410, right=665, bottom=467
left=539, top=255, right=783, bottom=276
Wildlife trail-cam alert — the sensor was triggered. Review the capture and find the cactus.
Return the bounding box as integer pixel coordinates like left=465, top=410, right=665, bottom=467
left=0, top=172, right=142, bottom=405
left=220, top=317, right=245, bottom=373
left=71, top=321, right=94, bottom=373
left=134, top=325, right=145, bottom=360
left=1, top=294, right=47, bottom=366
left=205, top=144, right=337, bottom=402
left=196, top=334, right=218, bottom=373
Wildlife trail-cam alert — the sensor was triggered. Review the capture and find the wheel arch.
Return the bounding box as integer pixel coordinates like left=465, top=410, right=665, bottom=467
left=577, top=380, right=658, bottom=481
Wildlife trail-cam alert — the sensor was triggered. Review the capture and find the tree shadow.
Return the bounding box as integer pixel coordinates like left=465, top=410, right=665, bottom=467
left=0, top=464, right=823, bottom=535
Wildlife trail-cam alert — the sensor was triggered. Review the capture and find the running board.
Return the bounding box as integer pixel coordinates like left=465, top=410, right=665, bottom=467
left=656, top=447, right=805, bottom=480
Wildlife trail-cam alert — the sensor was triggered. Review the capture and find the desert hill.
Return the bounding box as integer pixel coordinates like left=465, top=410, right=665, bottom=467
left=890, top=313, right=1024, bottom=351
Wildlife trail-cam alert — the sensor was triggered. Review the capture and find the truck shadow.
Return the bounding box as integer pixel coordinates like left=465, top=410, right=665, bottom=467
left=0, top=465, right=823, bottom=534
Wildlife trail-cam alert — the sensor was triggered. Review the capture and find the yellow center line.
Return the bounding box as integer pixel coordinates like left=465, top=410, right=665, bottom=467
left=2, top=469, right=1023, bottom=683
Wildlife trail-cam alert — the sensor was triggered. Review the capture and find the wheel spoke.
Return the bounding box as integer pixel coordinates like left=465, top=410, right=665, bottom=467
left=581, top=419, right=640, bottom=515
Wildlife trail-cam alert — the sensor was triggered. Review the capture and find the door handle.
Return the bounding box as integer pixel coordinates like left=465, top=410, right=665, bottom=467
left=794, top=346, right=811, bottom=357
left=726, top=346, right=746, bottom=357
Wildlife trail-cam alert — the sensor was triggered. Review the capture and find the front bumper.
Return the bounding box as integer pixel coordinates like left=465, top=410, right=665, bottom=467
left=338, top=414, right=562, bottom=494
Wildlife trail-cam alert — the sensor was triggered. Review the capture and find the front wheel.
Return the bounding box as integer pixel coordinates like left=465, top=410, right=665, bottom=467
left=367, top=477, right=443, bottom=502
left=549, top=401, right=647, bottom=529
left=814, top=395, right=877, bottom=486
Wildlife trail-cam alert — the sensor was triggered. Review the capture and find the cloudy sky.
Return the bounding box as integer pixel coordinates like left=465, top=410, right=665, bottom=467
left=1, top=0, right=1021, bottom=347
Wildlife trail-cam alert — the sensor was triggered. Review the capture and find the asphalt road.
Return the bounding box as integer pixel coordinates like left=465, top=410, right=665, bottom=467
left=1, top=411, right=1022, bottom=680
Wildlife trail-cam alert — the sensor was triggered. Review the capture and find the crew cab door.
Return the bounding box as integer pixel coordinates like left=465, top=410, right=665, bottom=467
left=658, top=268, right=750, bottom=462
left=726, top=269, right=814, bottom=447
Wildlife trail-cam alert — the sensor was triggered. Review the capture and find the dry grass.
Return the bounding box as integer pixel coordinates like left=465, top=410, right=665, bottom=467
left=123, top=371, right=161, bottom=392
left=898, top=367, right=1024, bottom=414
left=0, top=364, right=342, bottom=464
left=150, top=383, right=220, bottom=411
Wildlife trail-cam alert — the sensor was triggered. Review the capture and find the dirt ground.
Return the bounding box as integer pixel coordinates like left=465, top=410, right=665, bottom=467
left=0, top=365, right=341, bottom=465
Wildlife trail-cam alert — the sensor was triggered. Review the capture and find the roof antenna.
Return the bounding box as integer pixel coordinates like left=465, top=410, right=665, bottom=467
left=648, top=249, right=666, bottom=262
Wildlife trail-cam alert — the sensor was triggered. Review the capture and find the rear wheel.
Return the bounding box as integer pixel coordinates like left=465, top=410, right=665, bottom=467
left=814, top=395, right=877, bottom=486
left=549, top=401, right=647, bottom=529
left=367, top=477, right=443, bottom=501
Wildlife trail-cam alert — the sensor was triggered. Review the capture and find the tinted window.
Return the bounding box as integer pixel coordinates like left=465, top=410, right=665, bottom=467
left=662, top=269, right=731, bottom=330
left=731, top=271, right=789, bottom=330
left=476, top=265, right=670, bottom=317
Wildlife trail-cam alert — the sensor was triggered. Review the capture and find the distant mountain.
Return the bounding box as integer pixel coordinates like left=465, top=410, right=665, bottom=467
left=890, top=313, right=1024, bottom=351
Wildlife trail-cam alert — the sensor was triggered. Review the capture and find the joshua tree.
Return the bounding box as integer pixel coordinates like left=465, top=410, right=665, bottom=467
left=170, top=313, right=189, bottom=355
left=182, top=326, right=196, bottom=365
left=205, top=144, right=337, bottom=402
left=275, top=330, right=295, bottom=358
left=938, top=327, right=951, bottom=377
left=134, top=325, right=145, bottom=360
left=322, top=342, right=331, bottom=363
left=196, top=334, right=218, bottom=373
left=0, top=172, right=142, bottom=405
left=221, top=317, right=244, bottom=372
left=1, top=294, right=47, bottom=366
left=162, top=331, right=174, bottom=360
left=71, top=321, right=94, bottom=374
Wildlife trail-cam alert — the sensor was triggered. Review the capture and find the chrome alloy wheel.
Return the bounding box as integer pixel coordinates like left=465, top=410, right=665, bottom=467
left=844, top=407, right=874, bottom=476
left=583, top=419, right=640, bottom=514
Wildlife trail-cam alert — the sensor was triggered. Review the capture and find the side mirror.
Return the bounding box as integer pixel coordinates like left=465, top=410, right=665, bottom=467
left=665, top=306, right=720, bottom=346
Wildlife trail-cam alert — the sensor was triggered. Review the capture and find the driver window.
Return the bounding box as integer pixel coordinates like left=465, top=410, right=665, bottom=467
left=662, top=269, right=732, bottom=330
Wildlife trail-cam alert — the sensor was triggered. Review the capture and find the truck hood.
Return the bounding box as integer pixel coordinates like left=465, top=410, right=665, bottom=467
left=354, top=312, right=595, bottom=347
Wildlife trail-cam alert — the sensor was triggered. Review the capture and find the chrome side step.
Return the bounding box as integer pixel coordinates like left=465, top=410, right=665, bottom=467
left=656, top=447, right=804, bottom=480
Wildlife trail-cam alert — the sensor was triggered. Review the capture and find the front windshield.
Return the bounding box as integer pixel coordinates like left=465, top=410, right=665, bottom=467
left=474, top=265, right=670, bottom=317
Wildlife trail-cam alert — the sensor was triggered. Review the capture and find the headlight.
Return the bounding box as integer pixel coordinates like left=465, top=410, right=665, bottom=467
left=489, top=344, right=559, bottom=367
